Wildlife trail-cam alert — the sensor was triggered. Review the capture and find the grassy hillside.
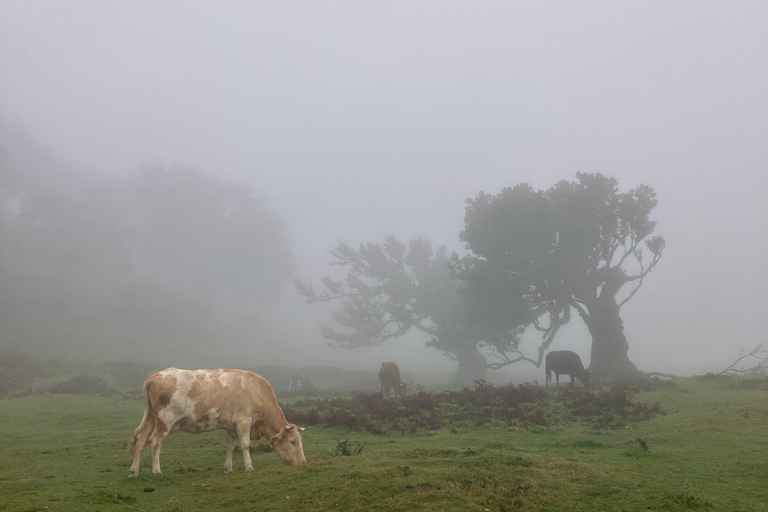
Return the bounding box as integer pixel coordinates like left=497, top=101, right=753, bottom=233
left=0, top=378, right=766, bottom=511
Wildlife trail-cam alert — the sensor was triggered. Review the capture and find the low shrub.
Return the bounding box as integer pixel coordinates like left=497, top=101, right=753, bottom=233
left=557, top=385, right=664, bottom=429
left=48, top=375, right=122, bottom=396
left=282, top=381, right=662, bottom=434
left=0, top=351, right=48, bottom=395
left=726, top=377, right=768, bottom=390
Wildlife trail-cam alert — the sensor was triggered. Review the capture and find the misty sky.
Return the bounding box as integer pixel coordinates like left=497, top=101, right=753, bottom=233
left=1, top=1, right=766, bottom=377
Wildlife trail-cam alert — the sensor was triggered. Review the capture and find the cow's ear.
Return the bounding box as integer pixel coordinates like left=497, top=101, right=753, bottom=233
left=285, top=424, right=296, bottom=432
left=269, top=432, right=281, bottom=444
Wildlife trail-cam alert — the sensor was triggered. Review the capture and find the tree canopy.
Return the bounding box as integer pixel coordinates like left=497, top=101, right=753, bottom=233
left=296, top=237, right=522, bottom=383
left=453, top=172, right=665, bottom=380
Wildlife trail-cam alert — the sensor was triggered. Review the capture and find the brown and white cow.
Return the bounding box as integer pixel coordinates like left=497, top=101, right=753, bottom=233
left=378, top=362, right=407, bottom=399
left=128, top=368, right=305, bottom=477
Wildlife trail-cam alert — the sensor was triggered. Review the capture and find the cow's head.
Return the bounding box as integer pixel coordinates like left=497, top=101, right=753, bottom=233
left=578, top=370, right=592, bottom=388
left=270, top=424, right=307, bottom=465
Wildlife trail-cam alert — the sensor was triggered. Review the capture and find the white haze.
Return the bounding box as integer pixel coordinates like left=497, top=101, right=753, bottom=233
left=1, top=1, right=766, bottom=378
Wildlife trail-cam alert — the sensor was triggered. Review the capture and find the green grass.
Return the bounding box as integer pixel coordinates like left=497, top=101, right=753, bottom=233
left=1, top=379, right=766, bottom=511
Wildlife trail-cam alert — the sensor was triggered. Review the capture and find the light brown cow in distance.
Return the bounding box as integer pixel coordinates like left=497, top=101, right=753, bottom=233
left=128, top=368, right=305, bottom=477
left=378, top=362, right=407, bottom=399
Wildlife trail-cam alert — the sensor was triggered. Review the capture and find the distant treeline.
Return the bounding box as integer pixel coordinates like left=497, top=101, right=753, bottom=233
left=1, top=122, right=293, bottom=361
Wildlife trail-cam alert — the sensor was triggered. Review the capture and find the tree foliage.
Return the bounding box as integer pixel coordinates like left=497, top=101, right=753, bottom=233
left=453, top=173, right=665, bottom=379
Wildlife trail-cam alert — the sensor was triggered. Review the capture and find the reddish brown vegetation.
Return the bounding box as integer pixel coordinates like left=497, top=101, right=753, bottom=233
left=282, top=380, right=665, bottom=434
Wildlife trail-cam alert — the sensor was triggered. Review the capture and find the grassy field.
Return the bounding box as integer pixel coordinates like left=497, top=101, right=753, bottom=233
left=1, top=378, right=766, bottom=512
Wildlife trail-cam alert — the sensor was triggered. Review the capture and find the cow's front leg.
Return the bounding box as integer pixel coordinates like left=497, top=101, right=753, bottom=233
left=236, top=422, right=253, bottom=472
left=224, top=431, right=237, bottom=474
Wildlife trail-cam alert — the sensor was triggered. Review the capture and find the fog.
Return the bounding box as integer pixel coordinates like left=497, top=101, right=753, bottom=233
left=1, top=1, right=766, bottom=380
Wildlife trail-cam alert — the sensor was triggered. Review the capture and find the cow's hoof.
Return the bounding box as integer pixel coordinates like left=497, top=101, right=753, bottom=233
left=244, top=466, right=254, bottom=473
left=224, top=468, right=233, bottom=475
left=129, top=471, right=138, bottom=478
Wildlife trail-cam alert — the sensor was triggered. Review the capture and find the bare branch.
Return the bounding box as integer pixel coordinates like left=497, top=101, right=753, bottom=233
left=718, top=345, right=768, bottom=376
left=485, top=353, right=539, bottom=370
left=603, top=240, right=622, bottom=269
left=530, top=306, right=569, bottom=368
left=619, top=245, right=663, bottom=308
left=484, top=305, right=569, bottom=370
left=412, top=322, right=438, bottom=336
left=615, top=243, right=639, bottom=268
left=569, top=299, right=592, bottom=330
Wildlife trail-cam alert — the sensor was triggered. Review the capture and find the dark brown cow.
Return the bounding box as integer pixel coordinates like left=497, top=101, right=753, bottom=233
left=378, top=362, right=407, bottom=399
left=545, top=351, right=591, bottom=388
left=128, top=368, right=306, bottom=477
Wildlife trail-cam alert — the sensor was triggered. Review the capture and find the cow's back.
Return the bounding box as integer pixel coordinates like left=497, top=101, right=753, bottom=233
left=546, top=351, right=585, bottom=375
left=379, top=362, right=401, bottom=382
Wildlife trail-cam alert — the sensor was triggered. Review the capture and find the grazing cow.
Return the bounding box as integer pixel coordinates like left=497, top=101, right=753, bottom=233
left=378, top=362, right=407, bottom=399
left=288, top=376, right=302, bottom=392
left=128, top=368, right=306, bottom=477
left=288, top=375, right=319, bottom=395
left=545, top=350, right=591, bottom=388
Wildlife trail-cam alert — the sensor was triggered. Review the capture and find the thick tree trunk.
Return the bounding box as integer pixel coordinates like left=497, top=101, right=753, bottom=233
left=452, top=343, right=488, bottom=386
left=583, top=296, right=639, bottom=381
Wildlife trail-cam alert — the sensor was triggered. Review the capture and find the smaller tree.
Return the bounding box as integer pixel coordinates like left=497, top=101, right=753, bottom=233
left=296, top=237, right=523, bottom=384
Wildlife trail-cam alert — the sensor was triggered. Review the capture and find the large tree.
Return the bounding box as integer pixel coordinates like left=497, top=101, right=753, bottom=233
left=297, top=237, right=523, bottom=384
left=453, top=173, right=665, bottom=380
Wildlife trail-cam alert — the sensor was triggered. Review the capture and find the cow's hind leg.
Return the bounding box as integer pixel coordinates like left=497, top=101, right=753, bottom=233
left=224, top=431, right=237, bottom=474
left=149, top=422, right=168, bottom=475
left=236, top=421, right=253, bottom=472
left=129, top=415, right=155, bottom=477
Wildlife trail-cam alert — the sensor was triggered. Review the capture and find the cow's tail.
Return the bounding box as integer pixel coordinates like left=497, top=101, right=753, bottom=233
left=129, top=382, right=151, bottom=458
